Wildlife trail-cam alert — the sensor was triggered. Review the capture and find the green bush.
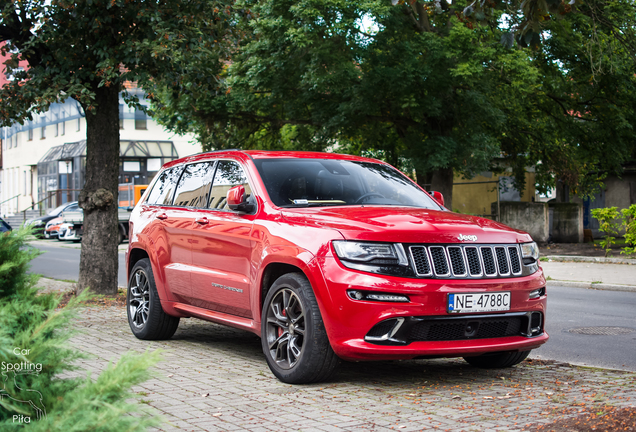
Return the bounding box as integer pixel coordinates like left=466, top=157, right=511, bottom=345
left=591, top=207, right=621, bottom=257
left=0, top=228, right=160, bottom=430
left=621, top=204, right=636, bottom=256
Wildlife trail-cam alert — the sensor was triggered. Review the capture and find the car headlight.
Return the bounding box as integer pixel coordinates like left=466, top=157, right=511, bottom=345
left=32, top=220, right=44, bottom=226
left=332, top=241, right=409, bottom=266
left=521, top=242, right=539, bottom=263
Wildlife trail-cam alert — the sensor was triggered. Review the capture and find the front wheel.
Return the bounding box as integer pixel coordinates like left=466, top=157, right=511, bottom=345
left=463, top=350, right=531, bottom=369
left=261, top=273, right=339, bottom=384
left=127, top=258, right=180, bottom=340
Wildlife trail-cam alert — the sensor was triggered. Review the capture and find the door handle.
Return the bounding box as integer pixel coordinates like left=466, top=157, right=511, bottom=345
left=156, top=213, right=168, bottom=220
left=195, top=217, right=209, bottom=225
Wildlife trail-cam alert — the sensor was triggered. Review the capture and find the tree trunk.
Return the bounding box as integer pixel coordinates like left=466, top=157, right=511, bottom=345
left=77, top=85, right=120, bottom=295
left=417, top=167, right=454, bottom=211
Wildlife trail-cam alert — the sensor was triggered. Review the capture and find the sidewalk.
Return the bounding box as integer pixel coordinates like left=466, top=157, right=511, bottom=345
left=34, top=271, right=636, bottom=431
left=67, top=305, right=636, bottom=432
left=540, top=257, right=636, bottom=293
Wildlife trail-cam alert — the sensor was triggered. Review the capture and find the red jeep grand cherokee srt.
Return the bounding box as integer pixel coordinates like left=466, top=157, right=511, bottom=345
left=126, top=150, right=547, bottom=384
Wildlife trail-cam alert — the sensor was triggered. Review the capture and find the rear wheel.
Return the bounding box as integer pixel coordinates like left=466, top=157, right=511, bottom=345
left=463, top=350, right=531, bottom=369
left=261, top=273, right=339, bottom=384
left=127, top=258, right=179, bottom=340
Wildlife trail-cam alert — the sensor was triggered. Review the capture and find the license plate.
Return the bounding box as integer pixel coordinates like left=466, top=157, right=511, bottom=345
left=447, top=292, right=511, bottom=313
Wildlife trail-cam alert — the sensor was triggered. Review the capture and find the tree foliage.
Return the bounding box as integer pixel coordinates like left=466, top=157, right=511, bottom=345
left=1, top=0, right=237, bottom=294
left=153, top=0, right=636, bottom=206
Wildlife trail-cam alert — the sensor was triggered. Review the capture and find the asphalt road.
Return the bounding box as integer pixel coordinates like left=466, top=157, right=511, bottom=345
left=535, top=284, right=636, bottom=371
left=26, top=240, right=636, bottom=371
left=28, top=239, right=128, bottom=286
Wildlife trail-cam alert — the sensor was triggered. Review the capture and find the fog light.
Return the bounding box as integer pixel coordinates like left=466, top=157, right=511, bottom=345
left=347, top=290, right=409, bottom=303
left=529, top=287, right=546, bottom=299
left=349, top=290, right=365, bottom=300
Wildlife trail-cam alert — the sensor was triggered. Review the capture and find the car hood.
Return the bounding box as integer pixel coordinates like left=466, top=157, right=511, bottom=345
left=280, top=206, right=533, bottom=244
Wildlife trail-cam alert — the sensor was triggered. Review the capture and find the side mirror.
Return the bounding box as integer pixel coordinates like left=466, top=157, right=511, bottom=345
left=431, top=191, right=445, bottom=207
left=227, top=185, right=255, bottom=213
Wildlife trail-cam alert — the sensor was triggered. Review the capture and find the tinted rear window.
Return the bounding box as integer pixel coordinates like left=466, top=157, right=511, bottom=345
left=145, top=166, right=185, bottom=206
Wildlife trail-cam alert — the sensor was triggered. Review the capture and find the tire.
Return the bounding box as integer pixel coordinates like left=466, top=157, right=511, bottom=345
left=463, top=350, right=531, bottom=369
left=127, top=258, right=180, bottom=340
left=118, top=226, right=126, bottom=244
left=261, top=273, right=340, bottom=384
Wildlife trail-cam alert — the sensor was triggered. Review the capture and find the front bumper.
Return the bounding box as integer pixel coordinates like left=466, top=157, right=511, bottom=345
left=314, top=256, right=548, bottom=361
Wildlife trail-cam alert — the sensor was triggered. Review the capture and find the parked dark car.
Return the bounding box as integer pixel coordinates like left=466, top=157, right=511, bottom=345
left=0, top=217, right=11, bottom=233
left=24, top=202, right=79, bottom=237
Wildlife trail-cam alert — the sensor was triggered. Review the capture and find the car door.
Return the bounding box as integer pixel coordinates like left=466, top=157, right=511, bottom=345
left=190, top=160, right=255, bottom=318
left=143, top=165, right=193, bottom=304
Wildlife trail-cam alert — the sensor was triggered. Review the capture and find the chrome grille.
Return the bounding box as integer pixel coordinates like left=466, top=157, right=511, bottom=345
left=495, top=247, right=510, bottom=275
left=481, top=247, right=497, bottom=276
left=408, top=244, right=523, bottom=279
left=410, top=246, right=431, bottom=276
left=465, top=247, right=481, bottom=276
left=508, top=247, right=521, bottom=274
left=429, top=246, right=450, bottom=276
left=447, top=247, right=466, bottom=276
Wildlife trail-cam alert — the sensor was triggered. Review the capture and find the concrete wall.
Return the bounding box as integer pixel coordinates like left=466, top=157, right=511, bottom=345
left=494, top=201, right=549, bottom=243
left=549, top=202, right=583, bottom=243
left=453, top=171, right=536, bottom=217
left=605, top=174, right=636, bottom=209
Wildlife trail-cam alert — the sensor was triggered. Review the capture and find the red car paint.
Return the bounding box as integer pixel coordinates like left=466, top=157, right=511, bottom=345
left=127, top=150, right=547, bottom=361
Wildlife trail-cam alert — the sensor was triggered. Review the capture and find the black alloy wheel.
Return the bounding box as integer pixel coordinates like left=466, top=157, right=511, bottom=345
left=261, top=273, right=339, bottom=384
left=127, top=258, right=179, bottom=340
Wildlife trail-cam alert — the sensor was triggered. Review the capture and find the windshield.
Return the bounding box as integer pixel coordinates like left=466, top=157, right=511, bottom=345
left=253, top=159, right=442, bottom=209
left=48, top=202, right=77, bottom=216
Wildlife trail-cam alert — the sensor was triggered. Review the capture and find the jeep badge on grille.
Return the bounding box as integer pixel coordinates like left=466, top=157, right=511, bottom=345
left=458, top=234, right=478, bottom=242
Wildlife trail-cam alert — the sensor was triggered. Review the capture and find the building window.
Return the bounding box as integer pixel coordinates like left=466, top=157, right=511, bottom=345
left=123, top=160, right=141, bottom=172
left=135, top=108, right=147, bottom=130
left=61, top=113, right=66, bottom=135
left=55, top=115, right=59, bottom=136
left=147, top=158, right=162, bottom=172
left=77, top=118, right=81, bottom=131
left=119, top=104, right=124, bottom=130
left=41, top=126, right=46, bottom=139
left=28, top=128, right=33, bottom=141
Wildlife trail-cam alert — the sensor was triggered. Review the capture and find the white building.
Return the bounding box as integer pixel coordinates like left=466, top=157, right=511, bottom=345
left=1, top=89, right=200, bottom=216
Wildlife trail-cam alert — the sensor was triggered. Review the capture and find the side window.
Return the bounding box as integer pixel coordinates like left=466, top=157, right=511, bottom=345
left=173, top=162, right=215, bottom=207
left=208, top=161, right=252, bottom=211
left=145, top=166, right=184, bottom=206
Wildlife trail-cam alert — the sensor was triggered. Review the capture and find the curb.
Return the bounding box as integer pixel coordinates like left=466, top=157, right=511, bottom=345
left=547, top=279, right=636, bottom=293
left=543, top=255, right=636, bottom=265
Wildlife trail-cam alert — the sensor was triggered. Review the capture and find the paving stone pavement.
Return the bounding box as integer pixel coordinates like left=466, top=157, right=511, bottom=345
left=68, top=305, right=636, bottom=432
